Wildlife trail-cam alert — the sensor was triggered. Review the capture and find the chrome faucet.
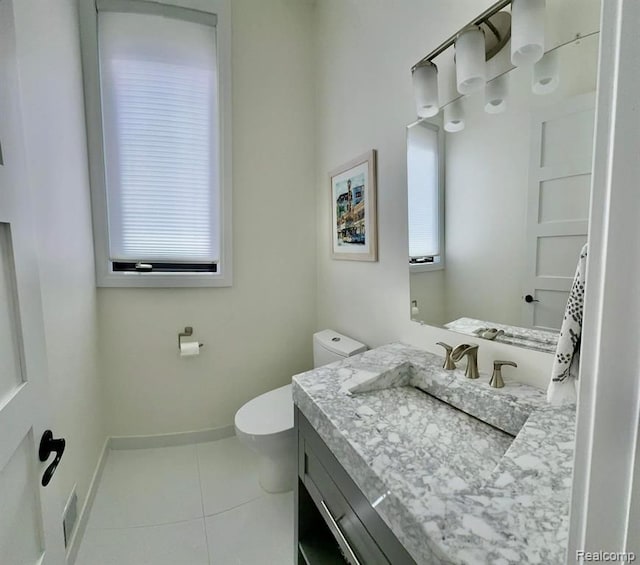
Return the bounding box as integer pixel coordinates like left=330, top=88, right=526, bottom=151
left=490, top=360, right=517, bottom=388
left=451, top=343, right=480, bottom=379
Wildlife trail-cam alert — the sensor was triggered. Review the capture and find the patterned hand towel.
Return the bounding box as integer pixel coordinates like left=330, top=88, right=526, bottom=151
left=547, top=243, right=588, bottom=405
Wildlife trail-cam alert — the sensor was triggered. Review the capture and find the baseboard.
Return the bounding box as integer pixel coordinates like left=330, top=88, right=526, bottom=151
left=108, top=425, right=236, bottom=450
left=66, top=437, right=110, bottom=565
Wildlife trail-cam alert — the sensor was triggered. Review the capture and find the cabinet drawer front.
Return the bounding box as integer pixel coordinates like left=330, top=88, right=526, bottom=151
left=304, top=447, right=390, bottom=565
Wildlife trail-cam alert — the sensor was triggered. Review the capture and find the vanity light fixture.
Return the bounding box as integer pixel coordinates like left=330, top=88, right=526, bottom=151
left=412, top=61, right=439, bottom=118
left=455, top=26, right=487, bottom=95
left=511, top=0, right=545, bottom=67
left=444, top=99, right=465, bottom=132
left=410, top=0, right=512, bottom=119
left=532, top=49, right=560, bottom=94
left=485, top=74, right=508, bottom=113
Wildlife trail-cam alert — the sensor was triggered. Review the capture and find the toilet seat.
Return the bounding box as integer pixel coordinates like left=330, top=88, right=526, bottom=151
left=234, top=383, right=293, bottom=436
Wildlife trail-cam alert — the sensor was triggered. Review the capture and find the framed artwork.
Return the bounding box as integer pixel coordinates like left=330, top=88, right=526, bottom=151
left=329, top=150, right=378, bottom=261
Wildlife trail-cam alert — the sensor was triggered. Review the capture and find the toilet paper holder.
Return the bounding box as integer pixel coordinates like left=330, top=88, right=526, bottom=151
left=178, top=327, right=204, bottom=350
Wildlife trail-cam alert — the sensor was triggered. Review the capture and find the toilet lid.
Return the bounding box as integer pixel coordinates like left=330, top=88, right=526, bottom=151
left=235, top=383, right=293, bottom=436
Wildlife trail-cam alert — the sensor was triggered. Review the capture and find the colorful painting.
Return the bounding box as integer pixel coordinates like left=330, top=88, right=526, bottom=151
left=330, top=150, right=377, bottom=261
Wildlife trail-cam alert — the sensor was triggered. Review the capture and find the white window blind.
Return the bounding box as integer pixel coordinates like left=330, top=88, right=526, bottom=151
left=407, top=123, right=441, bottom=259
left=98, top=9, right=219, bottom=264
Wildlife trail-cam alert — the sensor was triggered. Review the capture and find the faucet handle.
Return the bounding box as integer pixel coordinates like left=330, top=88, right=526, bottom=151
left=490, top=360, right=517, bottom=388
left=436, top=342, right=456, bottom=370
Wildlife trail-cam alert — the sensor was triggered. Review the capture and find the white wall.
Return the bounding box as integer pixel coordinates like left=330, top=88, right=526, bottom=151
left=12, top=0, right=106, bottom=528
left=314, top=0, right=569, bottom=389
left=97, top=0, right=317, bottom=436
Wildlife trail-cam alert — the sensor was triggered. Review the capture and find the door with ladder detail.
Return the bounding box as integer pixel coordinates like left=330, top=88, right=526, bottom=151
left=0, top=1, right=67, bottom=563
left=522, top=92, right=595, bottom=330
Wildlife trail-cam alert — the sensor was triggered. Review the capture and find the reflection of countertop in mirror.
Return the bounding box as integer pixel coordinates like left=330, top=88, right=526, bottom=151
left=445, top=317, right=560, bottom=354
left=292, top=343, right=576, bottom=564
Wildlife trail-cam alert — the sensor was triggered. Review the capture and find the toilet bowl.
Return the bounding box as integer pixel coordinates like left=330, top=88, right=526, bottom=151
left=234, top=330, right=366, bottom=493
left=235, top=384, right=295, bottom=493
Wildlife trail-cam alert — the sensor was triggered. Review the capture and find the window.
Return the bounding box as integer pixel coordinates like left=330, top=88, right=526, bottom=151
left=406, top=120, right=444, bottom=272
left=79, top=0, right=231, bottom=287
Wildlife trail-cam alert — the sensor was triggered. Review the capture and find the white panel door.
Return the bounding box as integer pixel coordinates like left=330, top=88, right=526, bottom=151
left=0, top=1, right=66, bottom=563
left=522, top=92, right=596, bottom=330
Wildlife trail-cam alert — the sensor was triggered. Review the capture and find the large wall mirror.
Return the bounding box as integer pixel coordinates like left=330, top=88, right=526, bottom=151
left=407, top=33, right=598, bottom=352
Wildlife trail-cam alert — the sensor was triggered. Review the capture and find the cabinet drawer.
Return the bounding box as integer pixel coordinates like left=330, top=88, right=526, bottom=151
left=304, top=446, right=390, bottom=565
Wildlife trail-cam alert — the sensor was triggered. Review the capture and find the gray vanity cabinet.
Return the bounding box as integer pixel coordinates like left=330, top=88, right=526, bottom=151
left=295, top=408, right=416, bottom=565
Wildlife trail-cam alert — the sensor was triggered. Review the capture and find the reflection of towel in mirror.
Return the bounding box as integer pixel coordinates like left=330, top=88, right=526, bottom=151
left=547, top=243, right=588, bottom=405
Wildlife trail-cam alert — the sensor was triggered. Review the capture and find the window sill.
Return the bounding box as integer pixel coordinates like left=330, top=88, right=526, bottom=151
left=409, top=259, right=444, bottom=273
left=96, top=271, right=232, bottom=288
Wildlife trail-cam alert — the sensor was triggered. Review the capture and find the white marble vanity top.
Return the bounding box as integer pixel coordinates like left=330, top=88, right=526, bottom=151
left=292, top=342, right=576, bottom=565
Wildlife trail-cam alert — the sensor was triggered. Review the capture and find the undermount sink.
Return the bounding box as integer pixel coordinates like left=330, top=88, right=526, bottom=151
left=351, top=385, right=514, bottom=491
left=341, top=353, right=547, bottom=437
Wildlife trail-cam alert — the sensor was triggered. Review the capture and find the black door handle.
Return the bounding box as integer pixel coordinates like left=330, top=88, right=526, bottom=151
left=39, top=430, right=66, bottom=487
left=524, top=294, right=540, bottom=303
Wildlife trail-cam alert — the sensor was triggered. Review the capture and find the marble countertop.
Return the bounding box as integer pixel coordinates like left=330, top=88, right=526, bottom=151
left=292, top=342, right=576, bottom=565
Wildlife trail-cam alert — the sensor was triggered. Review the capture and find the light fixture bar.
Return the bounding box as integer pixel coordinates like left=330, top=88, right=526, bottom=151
left=411, top=0, right=512, bottom=71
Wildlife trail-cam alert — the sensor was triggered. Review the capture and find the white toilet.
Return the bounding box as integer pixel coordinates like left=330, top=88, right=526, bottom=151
left=234, top=330, right=366, bottom=493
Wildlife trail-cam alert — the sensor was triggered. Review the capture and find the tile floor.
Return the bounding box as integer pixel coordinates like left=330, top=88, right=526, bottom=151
left=75, top=437, right=294, bottom=565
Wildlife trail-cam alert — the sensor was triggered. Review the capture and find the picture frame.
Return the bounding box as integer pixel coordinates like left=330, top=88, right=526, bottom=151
left=329, top=150, right=378, bottom=261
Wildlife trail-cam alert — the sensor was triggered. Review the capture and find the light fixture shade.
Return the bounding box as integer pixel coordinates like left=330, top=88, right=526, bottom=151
left=455, top=27, right=486, bottom=95
left=444, top=100, right=465, bottom=132
left=511, top=0, right=545, bottom=67
left=532, top=50, right=559, bottom=94
left=412, top=62, right=439, bottom=118
left=485, top=74, right=508, bottom=113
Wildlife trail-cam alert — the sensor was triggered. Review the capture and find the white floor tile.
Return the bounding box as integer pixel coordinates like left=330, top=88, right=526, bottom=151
left=197, top=437, right=264, bottom=516
left=75, top=518, right=209, bottom=565
left=205, top=493, right=294, bottom=565
left=88, top=445, right=203, bottom=529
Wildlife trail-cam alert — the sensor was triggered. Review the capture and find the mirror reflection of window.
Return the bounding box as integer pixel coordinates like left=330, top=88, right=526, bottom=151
left=407, top=121, right=444, bottom=271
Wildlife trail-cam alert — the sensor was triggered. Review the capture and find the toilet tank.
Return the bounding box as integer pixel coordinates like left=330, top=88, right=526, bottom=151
left=313, top=330, right=367, bottom=368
